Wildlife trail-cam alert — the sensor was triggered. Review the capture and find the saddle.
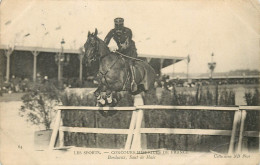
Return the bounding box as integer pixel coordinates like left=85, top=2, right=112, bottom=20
left=114, top=51, right=153, bottom=92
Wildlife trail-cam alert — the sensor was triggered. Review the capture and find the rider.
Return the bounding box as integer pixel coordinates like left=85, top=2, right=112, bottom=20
left=104, top=17, right=138, bottom=92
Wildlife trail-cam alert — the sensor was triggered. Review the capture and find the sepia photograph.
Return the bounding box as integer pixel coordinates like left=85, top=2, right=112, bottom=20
left=0, top=0, right=259, bottom=164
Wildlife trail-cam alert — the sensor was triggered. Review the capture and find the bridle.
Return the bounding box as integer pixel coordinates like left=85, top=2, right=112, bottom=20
left=86, top=36, right=99, bottom=63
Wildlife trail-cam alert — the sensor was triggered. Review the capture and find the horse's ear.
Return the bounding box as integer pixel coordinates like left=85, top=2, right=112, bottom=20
left=94, top=28, right=98, bottom=36
left=88, top=31, right=90, bottom=37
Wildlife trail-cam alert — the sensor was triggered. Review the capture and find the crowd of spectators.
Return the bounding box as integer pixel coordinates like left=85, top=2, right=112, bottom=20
left=155, top=74, right=197, bottom=91
left=1, top=72, right=259, bottom=96
left=0, top=73, right=99, bottom=96
left=155, top=74, right=260, bottom=91
left=0, top=75, right=31, bottom=95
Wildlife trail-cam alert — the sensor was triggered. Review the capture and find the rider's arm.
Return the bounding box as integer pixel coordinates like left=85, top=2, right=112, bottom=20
left=121, top=28, right=133, bottom=50
left=104, top=29, right=114, bottom=45
left=126, top=28, right=133, bottom=41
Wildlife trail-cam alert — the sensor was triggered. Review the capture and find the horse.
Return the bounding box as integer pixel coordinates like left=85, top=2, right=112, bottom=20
left=83, top=28, right=156, bottom=107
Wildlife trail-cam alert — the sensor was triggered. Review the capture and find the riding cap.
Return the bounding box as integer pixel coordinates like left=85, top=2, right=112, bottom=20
left=114, top=17, right=124, bottom=25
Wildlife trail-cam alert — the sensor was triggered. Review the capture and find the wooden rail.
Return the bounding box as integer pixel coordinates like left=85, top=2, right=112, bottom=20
left=56, top=106, right=136, bottom=111
left=138, top=105, right=239, bottom=111
left=49, top=105, right=260, bottom=154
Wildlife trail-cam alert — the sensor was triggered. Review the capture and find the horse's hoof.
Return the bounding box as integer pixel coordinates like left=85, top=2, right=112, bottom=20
left=107, top=99, right=112, bottom=104
left=107, top=97, right=113, bottom=104
left=98, top=99, right=106, bottom=105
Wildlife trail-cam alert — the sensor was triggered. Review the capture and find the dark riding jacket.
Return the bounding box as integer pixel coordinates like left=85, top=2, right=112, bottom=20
left=104, top=27, right=137, bottom=58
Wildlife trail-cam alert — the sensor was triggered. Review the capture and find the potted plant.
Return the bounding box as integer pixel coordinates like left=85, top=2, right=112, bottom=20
left=19, top=81, right=60, bottom=150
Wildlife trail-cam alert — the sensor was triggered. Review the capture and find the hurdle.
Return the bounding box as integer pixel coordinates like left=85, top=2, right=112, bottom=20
left=136, top=105, right=241, bottom=154
left=49, top=106, right=138, bottom=150
left=49, top=105, right=260, bottom=154
left=237, top=106, right=260, bottom=153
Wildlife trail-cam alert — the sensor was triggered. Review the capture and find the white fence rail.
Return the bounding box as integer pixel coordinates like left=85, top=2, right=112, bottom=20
left=49, top=105, right=260, bottom=154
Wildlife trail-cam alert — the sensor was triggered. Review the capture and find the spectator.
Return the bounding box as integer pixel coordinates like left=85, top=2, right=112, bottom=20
left=36, top=73, right=43, bottom=83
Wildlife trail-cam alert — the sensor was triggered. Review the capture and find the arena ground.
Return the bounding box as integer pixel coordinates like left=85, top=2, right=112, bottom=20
left=0, top=101, right=259, bottom=165
left=0, top=91, right=259, bottom=164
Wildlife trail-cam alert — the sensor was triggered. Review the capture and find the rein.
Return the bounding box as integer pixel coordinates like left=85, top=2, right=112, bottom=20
left=98, top=54, right=121, bottom=88
left=114, top=51, right=144, bottom=62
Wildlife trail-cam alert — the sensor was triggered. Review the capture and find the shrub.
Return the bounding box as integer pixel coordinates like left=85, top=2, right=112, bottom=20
left=19, top=82, right=60, bottom=130
left=244, top=88, right=260, bottom=151
left=162, top=85, right=235, bottom=106
left=59, top=91, right=96, bottom=106
left=244, top=88, right=260, bottom=106
left=152, top=84, right=236, bottom=151
left=143, top=88, right=158, bottom=105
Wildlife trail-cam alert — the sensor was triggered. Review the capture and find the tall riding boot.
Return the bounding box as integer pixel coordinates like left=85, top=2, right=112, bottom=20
left=130, top=65, right=138, bottom=92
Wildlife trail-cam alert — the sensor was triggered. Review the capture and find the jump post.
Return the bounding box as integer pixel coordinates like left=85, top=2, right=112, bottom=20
left=49, top=105, right=260, bottom=154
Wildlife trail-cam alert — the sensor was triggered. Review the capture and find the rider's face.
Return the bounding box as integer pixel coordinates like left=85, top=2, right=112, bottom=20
left=115, top=23, right=123, bottom=30
left=115, top=24, right=123, bottom=36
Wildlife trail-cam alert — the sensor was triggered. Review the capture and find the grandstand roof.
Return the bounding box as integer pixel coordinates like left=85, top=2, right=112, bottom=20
left=0, top=0, right=259, bottom=73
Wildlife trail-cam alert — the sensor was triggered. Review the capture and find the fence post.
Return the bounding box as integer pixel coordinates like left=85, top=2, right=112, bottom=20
left=125, top=110, right=137, bottom=149
left=49, top=110, right=61, bottom=150
left=228, top=110, right=241, bottom=154
left=141, top=114, right=147, bottom=149
left=59, top=116, right=64, bottom=148
left=131, top=109, right=144, bottom=150
left=237, top=110, right=247, bottom=153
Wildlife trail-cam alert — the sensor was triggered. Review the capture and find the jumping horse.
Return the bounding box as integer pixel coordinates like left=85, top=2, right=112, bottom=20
left=83, top=29, right=156, bottom=108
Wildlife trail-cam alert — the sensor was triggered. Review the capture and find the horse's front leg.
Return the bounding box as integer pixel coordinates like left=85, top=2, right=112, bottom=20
left=94, top=85, right=106, bottom=106
left=106, top=90, right=119, bottom=106
left=106, top=90, right=113, bottom=104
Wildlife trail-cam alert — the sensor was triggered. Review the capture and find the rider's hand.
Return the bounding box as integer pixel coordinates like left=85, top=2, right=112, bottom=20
left=109, top=46, right=117, bottom=52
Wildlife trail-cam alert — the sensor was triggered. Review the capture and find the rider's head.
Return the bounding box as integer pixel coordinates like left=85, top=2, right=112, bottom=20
left=114, top=17, right=124, bottom=30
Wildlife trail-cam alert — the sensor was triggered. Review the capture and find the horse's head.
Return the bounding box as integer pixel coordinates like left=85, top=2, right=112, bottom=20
left=84, top=28, right=99, bottom=66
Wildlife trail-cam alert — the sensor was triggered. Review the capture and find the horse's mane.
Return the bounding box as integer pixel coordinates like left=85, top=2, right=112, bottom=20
left=96, top=36, right=110, bottom=55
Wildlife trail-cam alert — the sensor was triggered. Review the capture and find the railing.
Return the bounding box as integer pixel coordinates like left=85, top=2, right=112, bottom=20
left=237, top=106, right=260, bottom=153
left=49, top=105, right=260, bottom=154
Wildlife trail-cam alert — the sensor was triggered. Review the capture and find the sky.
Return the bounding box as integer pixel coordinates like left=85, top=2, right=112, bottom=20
left=0, top=0, right=259, bottom=74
